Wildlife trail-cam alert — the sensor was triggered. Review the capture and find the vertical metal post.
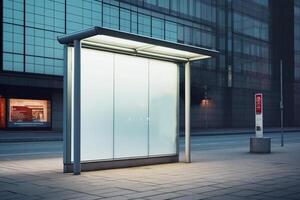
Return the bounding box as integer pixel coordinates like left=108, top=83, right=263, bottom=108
left=280, top=60, right=284, bottom=146
left=185, top=62, right=191, bottom=163
left=204, top=85, right=208, bottom=129
left=73, top=40, right=81, bottom=175
left=63, top=45, right=69, bottom=172
left=63, top=46, right=72, bottom=173
left=205, top=101, right=208, bottom=128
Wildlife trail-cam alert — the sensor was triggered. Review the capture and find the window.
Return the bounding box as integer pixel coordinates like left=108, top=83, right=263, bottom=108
left=165, top=21, right=177, bottom=42
left=177, top=24, right=184, bottom=43
left=3, top=0, right=24, bottom=25
left=152, top=17, right=164, bottom=39
left=25, top=0, right=65, bottom=32
left=138, top=14, right=151, bottom=36
left=170, top=0, right=178, bottom=13
left=3, top=53, right=24, bottom=72
left=103, top=4, right=119, bottom=30
left=8, top=99, right=51, bottom=128
left=233, top=12, right=268, bottom=41
left=131, top=11, right=138, bottom=33
left=120, top=9, right=131, bottom=32
left=3, top=24, right=24, bottom=54
left=184, top=26, right=192, bottom=45
left=158, top=0, right=170, bottom=9
left=253, top=0, right=268, bottom=7
left=179, top=0, right=188, bottom=15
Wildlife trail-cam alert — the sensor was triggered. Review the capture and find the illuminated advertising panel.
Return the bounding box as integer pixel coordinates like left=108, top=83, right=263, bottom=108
left=255, top=93, right=263, bottom=137
left=0, top=97, right=5, bottom=128
left=255, top=94, right=262, bottom=114
left=8, top=99, right=51, bottom=127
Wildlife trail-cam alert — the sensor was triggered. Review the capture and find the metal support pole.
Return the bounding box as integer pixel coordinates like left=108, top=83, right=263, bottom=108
left=280, top=60, right=284, bottom=146
left=204, top=85, right=208, bottom=128
left=205, top=101, right=208, bottom=128
left=185, top=62, right=191, bottom=163
left=73, top=40, right=81, bottom=175
left=63, top=46, right=72, bottom=173
left=63, top=45, right=69, bottom=172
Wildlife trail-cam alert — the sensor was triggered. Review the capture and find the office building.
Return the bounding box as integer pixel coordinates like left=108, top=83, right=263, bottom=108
left=1, top=0, right=299, bottom=131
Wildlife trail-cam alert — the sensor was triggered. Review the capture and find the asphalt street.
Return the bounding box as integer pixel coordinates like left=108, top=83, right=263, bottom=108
left=0, top=132, right=299, bottom=160
left=179, top=132, right=300, bottom=151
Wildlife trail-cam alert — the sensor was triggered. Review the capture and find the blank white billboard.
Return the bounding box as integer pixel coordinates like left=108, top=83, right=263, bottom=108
left=71, top=47, right=178, bottom=162
left=149, top=59, right=177, bottom=156
left=81, top=49, right=114, bottom=161
left=114, top=54, right=149, bottom=158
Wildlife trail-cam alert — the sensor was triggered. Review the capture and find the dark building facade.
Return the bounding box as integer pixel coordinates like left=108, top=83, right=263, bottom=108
left=0, top=0, right=299, bottom=131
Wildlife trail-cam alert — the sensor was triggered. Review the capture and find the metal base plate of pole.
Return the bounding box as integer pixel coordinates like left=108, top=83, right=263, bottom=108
left=250, top=137, right=271, bottom=154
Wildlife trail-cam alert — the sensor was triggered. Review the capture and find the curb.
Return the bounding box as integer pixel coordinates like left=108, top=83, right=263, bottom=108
left=1, top=129, right=299, bottom=143
left=0, top=137, right=63, bottom=143
left=179, top=129, right=300, bottom=137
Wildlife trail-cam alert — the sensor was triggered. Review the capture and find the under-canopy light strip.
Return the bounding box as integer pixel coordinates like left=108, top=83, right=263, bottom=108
left=135, top=45, right=156, bottom=51
left=83, top=38, right=211, bottom=62
left=83, top=40, right=136, bottom=53
left=137, top=50, right=188, bottom=62
left=189, top=55, right=211, bottom=61
left=83, top=40, right=190, bottom=62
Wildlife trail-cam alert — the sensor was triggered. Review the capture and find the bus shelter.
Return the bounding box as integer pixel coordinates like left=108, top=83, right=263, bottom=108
left=58, top=27, right=218, bottom=174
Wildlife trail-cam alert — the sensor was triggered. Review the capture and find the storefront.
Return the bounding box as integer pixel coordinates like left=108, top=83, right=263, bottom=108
left=0, top=83, right=60, bottom=130
left=8, top=98, right=51, bottom=128
left=0, top=97, right=51, bottom=129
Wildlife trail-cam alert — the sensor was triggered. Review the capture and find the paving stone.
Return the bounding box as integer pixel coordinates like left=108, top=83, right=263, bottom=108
left=145, top=192, right=185, bottom=200
left=0, top=143, right=299, bottom=200
left=230, top=189, right=263, bottom=197
left=0, top=190, right=29, bottom=200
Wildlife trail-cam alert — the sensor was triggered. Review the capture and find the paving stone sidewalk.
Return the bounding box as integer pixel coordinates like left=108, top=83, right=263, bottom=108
left=0, top=143, right=299, bottom=200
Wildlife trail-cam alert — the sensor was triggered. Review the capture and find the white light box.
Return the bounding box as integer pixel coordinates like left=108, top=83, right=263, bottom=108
left=70, top=47, right=178, bottom=162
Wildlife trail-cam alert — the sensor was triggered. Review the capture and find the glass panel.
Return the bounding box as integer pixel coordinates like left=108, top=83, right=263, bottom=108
left=138, top=14, right=151, bottom=36
left=7, top=99, right=51, bottom=127
left=149, top=60, right=177, bottom=156
left=103, top=4, right=119, bottom=30
left=165, top=21, right=177, bottom=42
left=80, top=48, right=114, bottom=161
left=120, top=8, right=131, bottom=32
left=114, top=54, right=149, bottom=158
left=152, top=17, right=164, bottom=39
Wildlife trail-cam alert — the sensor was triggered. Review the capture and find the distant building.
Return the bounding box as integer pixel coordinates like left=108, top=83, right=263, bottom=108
left=1, top=0, right=299, bottom=131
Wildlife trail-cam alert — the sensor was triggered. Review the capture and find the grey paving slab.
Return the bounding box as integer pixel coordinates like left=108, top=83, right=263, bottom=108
left=287, top=193, right=300, bottom=200
left=230, top=189, right=263, bottom=197
left=0, top=137, right=300, bottom=200
left=145, top=192, right=185, bottom=200
left=100, top=189, right=136, bottom=198
left=205, top=194, right=262, bottom=200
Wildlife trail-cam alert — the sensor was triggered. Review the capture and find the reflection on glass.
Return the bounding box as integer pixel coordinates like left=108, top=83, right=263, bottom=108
left=71, top=49, right=178, bottom=162
left=149, top=60, right=177, bottom=156
left=80, top=48, right=114, bottom=161
left=114, top=54, right=149, bottom=158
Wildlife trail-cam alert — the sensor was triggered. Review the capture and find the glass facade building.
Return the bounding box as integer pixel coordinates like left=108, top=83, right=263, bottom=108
left=1, top=0, right=299, bottom=130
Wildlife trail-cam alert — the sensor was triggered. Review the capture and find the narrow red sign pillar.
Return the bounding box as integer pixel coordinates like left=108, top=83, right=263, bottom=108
left=255, top=93, right=263, bottom=138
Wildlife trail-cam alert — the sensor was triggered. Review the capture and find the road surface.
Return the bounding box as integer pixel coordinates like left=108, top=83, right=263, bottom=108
left=0, top=132, right=299, bottom=159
